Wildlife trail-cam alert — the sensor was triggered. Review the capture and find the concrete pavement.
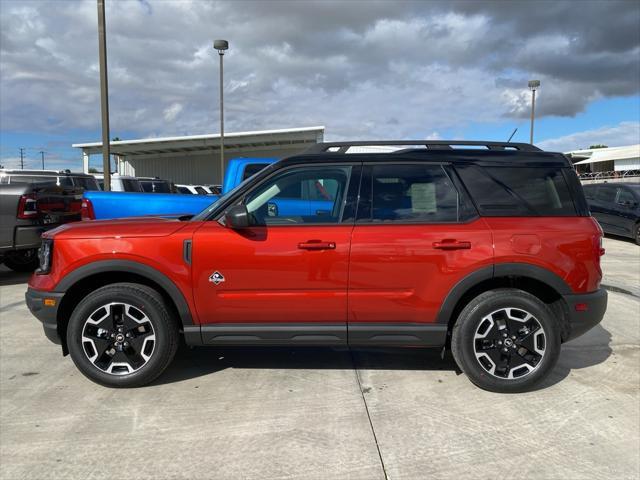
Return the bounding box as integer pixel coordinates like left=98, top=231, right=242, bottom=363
left=0, top=237, right=638, bottom=480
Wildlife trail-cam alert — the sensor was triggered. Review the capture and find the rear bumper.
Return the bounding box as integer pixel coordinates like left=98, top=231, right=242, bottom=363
left=25, top=288, right=64, bottom=345
left=562, top=288, right=608, bottom=342
left=15, top=226, right=47, bottom=249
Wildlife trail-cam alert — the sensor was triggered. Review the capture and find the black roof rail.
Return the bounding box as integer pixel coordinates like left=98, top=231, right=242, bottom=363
left=304, top=140, right=542, bottom=154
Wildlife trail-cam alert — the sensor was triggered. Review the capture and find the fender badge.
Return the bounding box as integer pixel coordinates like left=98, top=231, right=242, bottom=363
left=209, top=271, right=225, bottom=285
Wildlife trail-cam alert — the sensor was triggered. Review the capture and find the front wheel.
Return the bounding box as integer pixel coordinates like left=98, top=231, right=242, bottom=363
left=451, top=289, right=561, bottom=393
left=67, top=283, right=179, bottom=387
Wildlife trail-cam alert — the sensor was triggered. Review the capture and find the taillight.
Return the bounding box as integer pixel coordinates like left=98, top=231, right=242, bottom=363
left=81, top=198, right=95, bottom=220
left=17, top=193, right=38, bottom=219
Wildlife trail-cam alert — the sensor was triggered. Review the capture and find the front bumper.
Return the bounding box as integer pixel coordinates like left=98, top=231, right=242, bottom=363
left=562, top=288, right=608, bottom=342
left=25, top=288, right=64, bottom=345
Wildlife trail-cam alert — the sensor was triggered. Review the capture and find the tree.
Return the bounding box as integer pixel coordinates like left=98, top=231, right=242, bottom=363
left=589, top=144, right=608, bottom=149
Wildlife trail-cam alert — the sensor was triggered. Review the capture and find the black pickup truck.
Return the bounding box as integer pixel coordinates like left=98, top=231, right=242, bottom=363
left=0, top=182, right=83, bottom=271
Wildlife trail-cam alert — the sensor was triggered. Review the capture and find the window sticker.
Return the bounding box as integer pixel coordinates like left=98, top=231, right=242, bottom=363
left=410, top=183, right=436, bottom=213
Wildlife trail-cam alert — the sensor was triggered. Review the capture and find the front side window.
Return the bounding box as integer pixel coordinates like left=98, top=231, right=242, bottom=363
left=362, top=164, right=460, bottom=223
left=595, top=186, right=616, bottom=203
left=244, top=165, right=352, bottom=225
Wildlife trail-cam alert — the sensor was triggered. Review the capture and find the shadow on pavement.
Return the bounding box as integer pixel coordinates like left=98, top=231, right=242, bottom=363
left=535, top=323, right=613, bottom=391
left=0, top=268, right=31, bottom=287
left=604, top=233, right=638, bottom=245
left=153, top=344, right=458, bottom=387
left=154, top=324, right=613, bottom=391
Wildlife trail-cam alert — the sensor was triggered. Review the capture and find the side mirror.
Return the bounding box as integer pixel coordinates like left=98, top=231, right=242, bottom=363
left=224, top=205, right=251, bottom=229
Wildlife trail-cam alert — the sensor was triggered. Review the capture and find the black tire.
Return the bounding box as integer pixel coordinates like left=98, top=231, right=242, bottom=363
left=4, top=249, right=39, bottom=272
left=451, top=289, right=561, bottom=393
left=67, top=283, right=179, bottom=388
left=634, top=223, right=640, bottom=246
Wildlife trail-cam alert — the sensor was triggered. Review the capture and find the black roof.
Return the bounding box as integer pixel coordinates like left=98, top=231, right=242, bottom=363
left=279, top=140, right=572, bottom=168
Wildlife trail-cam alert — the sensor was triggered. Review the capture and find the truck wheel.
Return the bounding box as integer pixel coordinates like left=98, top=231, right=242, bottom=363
left=4, top=249, right=39, bottom=272
left=451, top=289, right=561, bottom=393
left=67, top=283, right=179, bottom=388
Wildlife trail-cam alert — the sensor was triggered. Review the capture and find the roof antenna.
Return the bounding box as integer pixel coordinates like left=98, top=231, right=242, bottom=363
left=507, top=128, right=518, bottom=142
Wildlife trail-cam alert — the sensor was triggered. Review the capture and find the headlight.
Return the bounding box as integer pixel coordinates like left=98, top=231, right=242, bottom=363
left=36, top=239, right=53, bottom=274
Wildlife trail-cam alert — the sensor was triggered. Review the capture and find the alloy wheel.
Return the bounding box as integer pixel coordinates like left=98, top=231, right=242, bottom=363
left=81, top=302, right=156, bottom=375
left=473, top=307, right=546, bottom=380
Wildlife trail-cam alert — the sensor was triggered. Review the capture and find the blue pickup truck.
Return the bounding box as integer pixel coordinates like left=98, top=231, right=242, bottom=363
left=82, top=157, right=335, bottom=221
left=82, top=158, right=276, bottom=220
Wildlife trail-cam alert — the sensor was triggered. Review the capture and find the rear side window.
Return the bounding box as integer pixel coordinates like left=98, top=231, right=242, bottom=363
left=121, top=179, right=142, bottom=192
left=360, top=164, right=462, bottom=223
left=582, top=185, right=597, bottom=200
left=242, top=163, right=270, bottom=180
left=595, top=186, right=616, bottom=203
left=457, top=166, right=576, bottom=216
left=72, top=176, right=100, bottom=190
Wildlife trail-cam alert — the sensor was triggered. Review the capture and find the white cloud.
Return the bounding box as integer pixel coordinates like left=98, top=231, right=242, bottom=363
left=163, top=103, right=183, bottom=122
left=538, top=121, right=640, bottom=152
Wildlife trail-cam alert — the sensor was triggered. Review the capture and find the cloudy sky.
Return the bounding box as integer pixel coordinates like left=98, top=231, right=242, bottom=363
left=0, top=0, right=639, bottom=170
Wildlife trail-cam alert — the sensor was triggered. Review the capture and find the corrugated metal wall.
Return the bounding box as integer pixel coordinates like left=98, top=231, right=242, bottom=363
left=119, top=146, right=307, bottom=184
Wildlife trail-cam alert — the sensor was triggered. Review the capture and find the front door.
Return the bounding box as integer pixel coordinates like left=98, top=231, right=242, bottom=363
left=191, top=163, right=359, bottom=344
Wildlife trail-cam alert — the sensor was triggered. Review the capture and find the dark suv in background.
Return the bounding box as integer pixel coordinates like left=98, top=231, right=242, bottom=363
left=583, top=182, right=640, bottom=244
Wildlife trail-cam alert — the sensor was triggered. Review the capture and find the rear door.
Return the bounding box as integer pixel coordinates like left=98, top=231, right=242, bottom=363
left=347, top=163, right=493, bottom=346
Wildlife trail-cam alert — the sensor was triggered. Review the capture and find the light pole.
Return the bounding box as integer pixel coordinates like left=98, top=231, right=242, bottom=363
left=97, top=0, right=111, bottom=190
left=528, top=79, right=540, bottom=144
left=214, top=39, right=229, bottom=183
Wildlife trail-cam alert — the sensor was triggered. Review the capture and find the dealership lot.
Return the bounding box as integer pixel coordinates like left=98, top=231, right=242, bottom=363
left=0, top=237, right=638, bottom=480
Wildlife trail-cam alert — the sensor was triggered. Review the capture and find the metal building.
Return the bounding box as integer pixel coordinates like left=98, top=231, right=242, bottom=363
left=73, top=126, right=324, bottom=184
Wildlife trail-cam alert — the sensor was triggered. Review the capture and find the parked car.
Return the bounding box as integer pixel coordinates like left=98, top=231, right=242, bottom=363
left=93, top=174, right=143, bottom=192
left=0, top=169, right=100, bottom=191
left=1, top=182, right=82, bottom=271
left=82, top=158, right=276, bottom=220
left=138, top=177, right=174, bottom=193
left=26, top=141, right=607, bottom=392
left=582, top=182, right=640, bottom=244
left=176, top=184, right=209, bottom=195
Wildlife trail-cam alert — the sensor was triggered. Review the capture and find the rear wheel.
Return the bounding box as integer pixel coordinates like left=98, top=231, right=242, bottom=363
left=67, top=283, right=179, bottom=387
left=451, top=289, right=561, bottom=393
left=4, top=249, right=39, bottom=272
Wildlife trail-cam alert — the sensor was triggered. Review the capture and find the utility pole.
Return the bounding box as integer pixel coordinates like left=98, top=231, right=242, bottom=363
left=19, top=148, right=25, bottom=169
left=97, top=0, right=111, bottom=190
left=40, top=151, right=45, bottom=170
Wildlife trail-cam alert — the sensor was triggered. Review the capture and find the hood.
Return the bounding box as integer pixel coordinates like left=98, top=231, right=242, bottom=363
left=43, top=216, right=189, bottom=240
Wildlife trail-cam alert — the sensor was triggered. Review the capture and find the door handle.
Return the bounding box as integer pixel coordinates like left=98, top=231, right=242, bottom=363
left=433, top=240, right=471, bottom=250
left=298, top=240, right=336, bottom=250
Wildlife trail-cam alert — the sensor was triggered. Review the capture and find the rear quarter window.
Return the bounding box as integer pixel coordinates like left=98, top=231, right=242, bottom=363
left=456, top=166, right=576, bottom=216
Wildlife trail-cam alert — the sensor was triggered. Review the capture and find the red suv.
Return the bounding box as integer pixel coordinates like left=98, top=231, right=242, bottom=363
left=26, top=141, right=607, bottom=392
